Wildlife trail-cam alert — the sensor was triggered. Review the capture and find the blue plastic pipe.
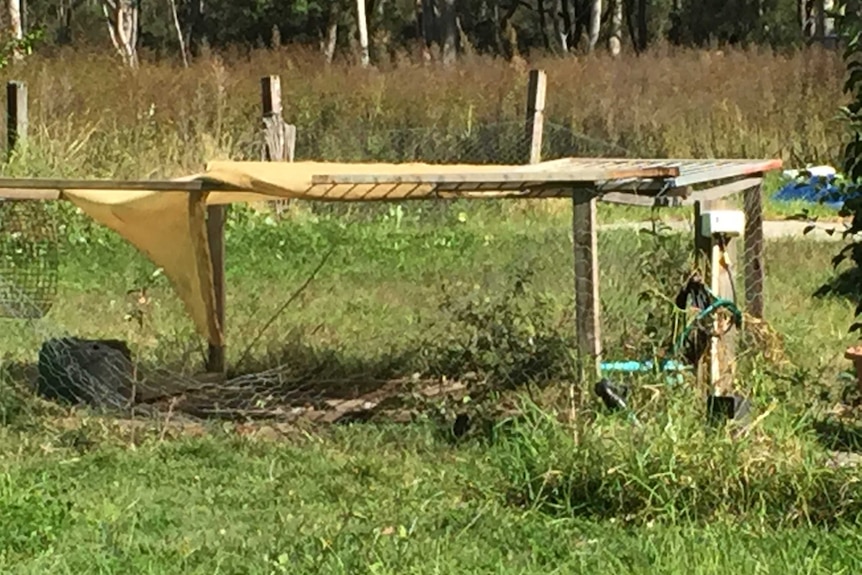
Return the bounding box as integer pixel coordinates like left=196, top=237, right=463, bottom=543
left=600, top=359, right=689, bottom=373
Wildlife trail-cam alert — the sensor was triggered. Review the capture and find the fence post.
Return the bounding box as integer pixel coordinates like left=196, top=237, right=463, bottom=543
left=743, top=184, right=765, bottom=319
left=206, top=203, right=226, bottom=375
left=524, top=70, right=546, bottom=164
left=572, top=190, right=602, bottom=381
left=6, top=81, right=27, bottom=160
left=261, top=75, right=297, bottom=214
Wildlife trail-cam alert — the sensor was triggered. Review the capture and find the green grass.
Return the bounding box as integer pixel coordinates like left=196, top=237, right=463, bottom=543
left=1, top=201, right=861, bottom=572
left=1, top=419, right=862, bottom=574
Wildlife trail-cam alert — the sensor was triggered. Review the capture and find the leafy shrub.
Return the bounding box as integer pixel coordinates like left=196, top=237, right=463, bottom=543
left=424, top=266, right=575, bottom=390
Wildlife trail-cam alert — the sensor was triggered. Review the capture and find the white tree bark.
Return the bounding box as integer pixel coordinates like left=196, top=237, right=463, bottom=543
left=7, top=0, right=23, bottom=61
left=553, top=0, right=568, bottom=52
left=588, top=0, right=601, bottom=52
left=356, top=0, right=370, bottom=66
left=167, top=0, right=189, bottom=67
left=101, top=0, right=139, bottom=68
left=608, top=0, right=622, bottom=56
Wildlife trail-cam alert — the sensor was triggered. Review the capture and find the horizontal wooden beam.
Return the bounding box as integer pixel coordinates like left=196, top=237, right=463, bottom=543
left=598, top=177, right=763, bottom=207
left=0, top=175, right=763, bottom=206
left=673, top=177, right=763, bottom=206
left=0, top=177, right=213, bottom=191
left=599, top=192, right=659, bottom=207
left=0, top=188, right=61, bottom=200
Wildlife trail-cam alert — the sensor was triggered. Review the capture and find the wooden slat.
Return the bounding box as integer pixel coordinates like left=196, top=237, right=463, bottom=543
left=310, top=165, right=681, bottom=186
left=671, top=160, right=783, bottom=187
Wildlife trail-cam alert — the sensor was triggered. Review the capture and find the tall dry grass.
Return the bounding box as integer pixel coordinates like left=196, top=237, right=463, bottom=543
left=0, top=44, right=846, bottom=178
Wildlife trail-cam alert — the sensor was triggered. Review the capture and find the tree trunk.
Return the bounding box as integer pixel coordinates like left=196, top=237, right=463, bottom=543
left=186, top=0, right=207, bottom=57
left=7, top=0, right=23, bottom=61
left=439, top=0, right=458, bottom=65
left=822, top=0, right=835, bottom=38
left=573, top=0, right=586, bottom=50
left=167, top=0, right=188, bottom=66
left=537, top=0, right=551, bottom=51
left=356, top=0, right=370, bottom=65
left=57, top=0, right=73, bottom=44
left=101, top=0, right=139, bottom=68
left=814, top=0, right=825, bottom=38
left=608, top=0, right=622, bottom=56
left=636, top=0, right=647, bottom=52
left=587, top=0, right=601, bottom=52
left=556, top=0, right=570, bottom=52
left=322, top=2, right=339, bottom=64
left=420, top=0, right=435, bottom=61
left=802, top=0, right=815, bottom=37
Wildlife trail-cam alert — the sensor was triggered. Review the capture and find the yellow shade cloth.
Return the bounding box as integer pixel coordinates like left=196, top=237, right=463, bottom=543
left=60, top=160, right=557, bottom=348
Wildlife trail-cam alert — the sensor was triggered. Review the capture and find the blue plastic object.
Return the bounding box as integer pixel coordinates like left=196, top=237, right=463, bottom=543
left=771, top=173, right=858, bottom=210
left=599, top=295, right=742, bottom=385
left=599, top=359, right=688, bottom=373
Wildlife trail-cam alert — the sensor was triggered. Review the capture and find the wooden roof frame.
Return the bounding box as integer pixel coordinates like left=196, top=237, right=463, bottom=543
left=0, top=157, right=782, bottom=208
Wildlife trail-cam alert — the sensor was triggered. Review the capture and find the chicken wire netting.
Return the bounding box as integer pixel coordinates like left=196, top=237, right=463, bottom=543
left=0, top=200, right=59, bottom=320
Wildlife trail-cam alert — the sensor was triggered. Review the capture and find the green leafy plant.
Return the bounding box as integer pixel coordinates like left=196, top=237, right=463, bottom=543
left=813, top=5, right=862, bottom=334
left=427, top=265, right=574, bottom=390
left=633, top=219, right=696, bottom=360
left=0, top=28, right=43, bottom=69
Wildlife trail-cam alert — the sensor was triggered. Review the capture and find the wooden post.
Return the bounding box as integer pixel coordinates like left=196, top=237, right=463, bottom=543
left=572, top=189, right=602, bottom=380
left=6, top=81, right=27, bottom=159
left=524, top=69, right=547, bottom=164
left=261, top=75, right=296, bottom=162
left=206, top=204, right=226, bottom=375
left=743, top=183, right=765, bottom=319
left=694, top=199, right=738, bottom=396
left=261, top=75, right=296, bottom=215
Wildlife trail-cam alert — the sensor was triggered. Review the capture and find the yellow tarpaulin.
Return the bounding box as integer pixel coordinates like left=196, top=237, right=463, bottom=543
left=60, top=160, right=562, bottom=349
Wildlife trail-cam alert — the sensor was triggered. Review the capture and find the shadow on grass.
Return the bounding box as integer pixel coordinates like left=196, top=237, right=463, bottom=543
left=812, top=418, right=862, bottom=453
left=0, top=336, right=546, bottom=425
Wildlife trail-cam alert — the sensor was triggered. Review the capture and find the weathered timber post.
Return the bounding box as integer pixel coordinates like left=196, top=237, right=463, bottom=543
left=205, top=203, right=226, bottom=375
left=743, top=184, right=765, bottom=319
left=693, top=199, right=738, bottom=397
left=524, top=69, right=546, bottom=164
left=6, top=81, right=27, bottom=160
left=261, top=75, right=297, bottom=215
left=572, top=189, right=602, bottom=381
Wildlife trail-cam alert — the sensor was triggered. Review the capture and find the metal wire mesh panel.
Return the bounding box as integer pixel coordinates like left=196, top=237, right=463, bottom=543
left=0, top=200, right=59, bottom=319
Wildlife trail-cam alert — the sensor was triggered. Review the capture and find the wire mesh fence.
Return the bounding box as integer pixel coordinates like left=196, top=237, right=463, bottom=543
left=0, top=121, right=775, bottom=427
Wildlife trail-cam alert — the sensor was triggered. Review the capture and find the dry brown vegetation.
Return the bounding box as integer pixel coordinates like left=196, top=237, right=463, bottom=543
left=0, top=44, right=845, bottom=178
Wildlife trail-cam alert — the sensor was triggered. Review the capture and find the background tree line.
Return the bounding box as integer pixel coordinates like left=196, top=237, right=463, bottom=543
left=0, top=0, right=857, bottom=68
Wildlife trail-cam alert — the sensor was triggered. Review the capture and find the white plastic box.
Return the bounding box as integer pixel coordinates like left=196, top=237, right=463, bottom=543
left=699, top=209, right=745, bottom=238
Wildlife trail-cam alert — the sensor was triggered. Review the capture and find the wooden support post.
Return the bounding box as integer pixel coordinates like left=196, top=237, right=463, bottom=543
left=206, top=204, right=226, bottom=375
left=694, top=199, right=738, bottom=396
left=6, top=81, right=27, bottom=159
left=524, top=69, right=547, bottom=165
left=572, top=189, right=602, bottom=380
left=743, top=182, right=765, bottom=319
